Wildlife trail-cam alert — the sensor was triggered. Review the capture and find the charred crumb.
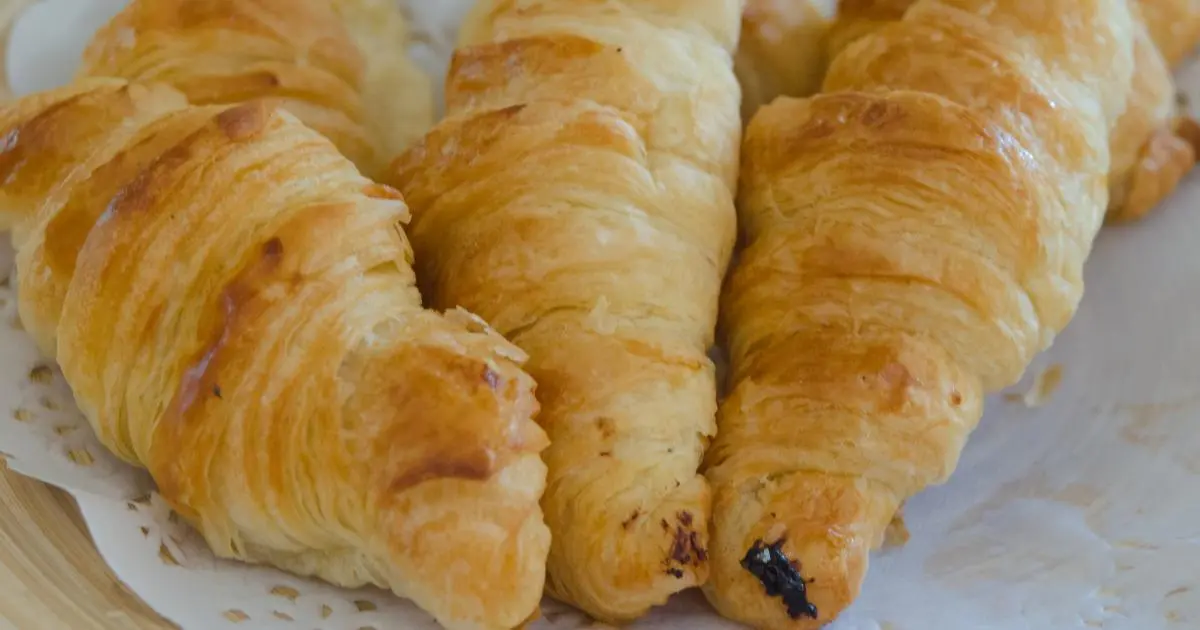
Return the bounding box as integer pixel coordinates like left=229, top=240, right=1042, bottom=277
left=741, top=539, right=818, bottom=620
left=692, top=532, right=708, bottom=562
left=622, top=509, right=641, bottom=530
left=599, top=451, right=612, bottom=457
left=660, top=519, right=670, bottom=532
left=667, top=513, right=707, bottom=567
left=212, top=385, right=223, bottom=399
left=666, top=567, right=684, bottom=579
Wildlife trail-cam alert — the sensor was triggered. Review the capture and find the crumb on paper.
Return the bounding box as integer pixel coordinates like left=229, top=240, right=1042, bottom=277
left=354, top=599, right=377, bottom=612
left=222, top=609, right=250, bottom=623
left=885, top=510, right=910, bottom=548
left=320, top=604, right=333, bottom=619
left=27, top=364, right=52, bottom=384
left=158, top=543, right=180, bottom=566
left=12, top=407, right=31, bottom=422
left=1005, top=363, right=1064, bottom=408
left=67, top=448, right=94, bottom=466
left=52, top=424, right=74, bottom=435
left=272, top=611, right=293, bottom=621
left=270, top=585, right=300, bottom=601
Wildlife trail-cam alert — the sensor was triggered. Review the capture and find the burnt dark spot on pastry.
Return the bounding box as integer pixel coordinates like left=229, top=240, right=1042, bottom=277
left=692, top=532, right=708, bottom=562
left=255, top=71, right=282, bottom=88
left=262, top=237, right=284, bottom=259
left=388, top=451, right=495, bottom=494
left=596, top=416, right=616, bottom=439
left=950, top=390, right=963, bottom=406
left=212, top=385, right=222, bottom=399
left=622, top=509, right=641, bottom=530
left=666, top=567, right=684, bottom=579
left=667, top=513, right=707, bottom=567
left=741, top=539, right=818, bottom=620
left=861, top=99, right=905, bottom=129
left=660, top=518, right=670, bottom=532
left=498, top=103, right=529, bottom=118
left=482, top=365, right=501, bottom=390
left=599, top=451, right=611, bottom=457
left=217, top=102, right=270, bottom=141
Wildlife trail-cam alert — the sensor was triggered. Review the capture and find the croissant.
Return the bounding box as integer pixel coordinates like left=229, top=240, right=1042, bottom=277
left=78, top=0, right=432, bottom=177
left=736, top=0, right=837, bottom=118
left=705, top=1, right=1140, bottom=627
left=0, top=79, right=549, bottom=630
left=389, top=0, right=743, bottom=622
left=829, top=0, right=1199, bottom=222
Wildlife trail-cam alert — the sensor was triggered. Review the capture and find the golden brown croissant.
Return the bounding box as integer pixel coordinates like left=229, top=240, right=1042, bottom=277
left=0, top=79, right=549, bottom=630
left=828, top=0, right=1199, bottom=223
left=389, top=0, right=743, bottom=622
left=78, top=0, right=432, bottom=177
left=705, top=1, right=1140, bottom=627
left=736, top=0, right=837, bottom=118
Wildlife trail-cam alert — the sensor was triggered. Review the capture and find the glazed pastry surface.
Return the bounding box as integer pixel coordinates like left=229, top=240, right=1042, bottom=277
left=0, top=80, right=548, bottom=630
left=827, top=0, right=1199, bottom=222
left=706, top=1, right=1140, bottom=627
left=79, top=0, right=432, bottom=176
left=392, top=0, right=743, bottom=622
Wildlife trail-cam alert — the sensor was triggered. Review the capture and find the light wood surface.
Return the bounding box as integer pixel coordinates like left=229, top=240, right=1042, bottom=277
left=0, top=462, right=173, bottom=630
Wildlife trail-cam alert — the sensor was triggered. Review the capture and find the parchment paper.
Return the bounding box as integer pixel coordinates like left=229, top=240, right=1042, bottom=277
left=3, top=1, right=1200, bottom=628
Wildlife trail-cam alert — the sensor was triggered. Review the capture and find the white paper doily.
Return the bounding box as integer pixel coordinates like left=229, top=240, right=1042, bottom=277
left=3, top=1, right=1200, bottom=629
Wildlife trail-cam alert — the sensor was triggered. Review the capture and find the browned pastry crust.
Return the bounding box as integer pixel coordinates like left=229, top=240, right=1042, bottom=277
left=0, top=80, right=548, bottom=630
left=705, top=1, right=1141, bottom=627
left=828, top=0, right=1199, bottom=223
left=389, top=0, right=743, bottom=623
left=78, top=0, right=432, bottom=177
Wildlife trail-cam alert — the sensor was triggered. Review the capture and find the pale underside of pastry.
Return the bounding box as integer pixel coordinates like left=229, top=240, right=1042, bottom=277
left=77, top=0, right=432, bottom=178
left=0, top=79, right=549, bottom=630
left=736, top=0, right=838, bottom=119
